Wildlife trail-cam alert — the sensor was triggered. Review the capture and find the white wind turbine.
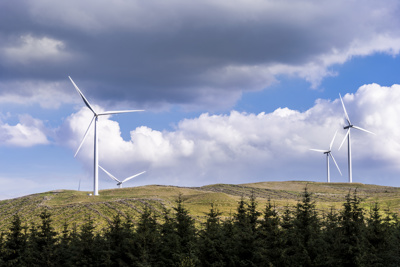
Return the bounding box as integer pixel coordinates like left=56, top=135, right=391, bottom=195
left=338, top=93, right=375, bottom=183
left=99, top=165, right=146, bottom=188
left=69, top=76, right=144, bottom=196
left=310, top=130, right=342, bottom=183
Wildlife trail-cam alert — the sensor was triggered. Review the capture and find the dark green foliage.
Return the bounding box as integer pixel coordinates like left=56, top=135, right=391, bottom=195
left=322, top=207, right=341, bottom=266
left=172, top=194, right=199, bottom=266
left=132, top=207, right=161, bottom=266
left=0, top=231, right=5, bottom=266
left=3, top=214, right=28, bottom=266
left=337, top=191, right=367, bottom=266
left=69, top=215, right=105, bottom=266
left=286, top=187, right=327, bottom=266
left=198, top=203, right=225, bottom=266
left=258, top=199, right=284, bottom=266
left=28, top=210, right=58, bottom=267
left=1, top=189, right=400, bottom=266
left=231, top=194, right=260, bottom=266
left=103, top=214, right=135, bottom=266
left=364, top=203, right=398, bottom=266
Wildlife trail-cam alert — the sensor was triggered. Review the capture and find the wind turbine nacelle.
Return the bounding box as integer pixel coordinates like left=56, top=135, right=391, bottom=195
left=344, top=125, right=353, bottom=129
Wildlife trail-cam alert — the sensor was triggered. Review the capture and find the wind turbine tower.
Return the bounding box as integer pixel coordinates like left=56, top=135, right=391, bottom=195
left=69, top=76, right=144, bottom=196
left=310, top=130, right=342, bottom=183
left=338, top=93, right=375, bottom=183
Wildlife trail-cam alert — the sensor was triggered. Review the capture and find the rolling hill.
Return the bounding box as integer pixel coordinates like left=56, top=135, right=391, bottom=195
left=0, top=181, right=399, bottom=233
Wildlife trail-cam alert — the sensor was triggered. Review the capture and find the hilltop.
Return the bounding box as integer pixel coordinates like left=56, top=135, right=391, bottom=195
left=0, top=181, right=399, bottom=233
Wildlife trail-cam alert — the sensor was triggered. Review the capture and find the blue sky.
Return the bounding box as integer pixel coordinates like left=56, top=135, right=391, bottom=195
left=1, top=0, right=400, bottom=199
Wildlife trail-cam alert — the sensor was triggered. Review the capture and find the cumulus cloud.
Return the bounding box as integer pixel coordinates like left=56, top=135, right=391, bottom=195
left=0, top=80, right=76, bottom=109
left=0, top=114, right=49, bottom=147
left=1, top=0, right=400, bottom=109
left=4, top=34, right=70, bottom=65
left=59, top=83, right=400, bottom=187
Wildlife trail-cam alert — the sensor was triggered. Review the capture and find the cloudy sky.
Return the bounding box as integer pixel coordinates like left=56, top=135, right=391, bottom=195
left=1, top=0, right=400, bottom=199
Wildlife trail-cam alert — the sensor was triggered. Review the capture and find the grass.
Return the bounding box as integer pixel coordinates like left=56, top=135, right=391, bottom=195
left=1, top=181, right=399, bottom=233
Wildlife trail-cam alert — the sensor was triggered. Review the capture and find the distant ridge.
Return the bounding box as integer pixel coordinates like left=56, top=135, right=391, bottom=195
left=0, top=181, right=399, bottom=233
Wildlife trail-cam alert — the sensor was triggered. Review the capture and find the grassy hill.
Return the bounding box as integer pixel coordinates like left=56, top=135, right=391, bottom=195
left=0, top=181, right=399, bottom=233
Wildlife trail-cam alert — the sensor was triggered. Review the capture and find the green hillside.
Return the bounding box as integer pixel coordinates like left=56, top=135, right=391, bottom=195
left=0, top=181, right=399, bottom=233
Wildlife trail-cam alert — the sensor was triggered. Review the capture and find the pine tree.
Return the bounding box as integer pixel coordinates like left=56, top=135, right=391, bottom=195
left=56, top=221, right=72, bottom=267
left=364, top=202, right=398, bottom=266
left=133, top=206, right=161, bottom=266
left=220, top=214, right=236, bottom=266
left=337, top=190, right=367, bottom=266
left=70, top=215, right=104, bottom=266
left=231, top=194, right=259, bottom=266
left=158, top=207, right=179, bottom=266
left=282, top=187, right=326, bottom=266
left=103, top=214, right=135, bottom=266
left=198, top=203, right=225, bottom=266
left=173, top=194, right=199, bottom=266
left=0, top=231, right=5, bottom=265
left=33, top=210, right=58, bottom=267
left=321, top=207, right=341, bottom=267
left=257, top=199, right=284, bottom=266
left=3, top=214, right=28, bottom=266
left=158, top=195, right=198, bottom=266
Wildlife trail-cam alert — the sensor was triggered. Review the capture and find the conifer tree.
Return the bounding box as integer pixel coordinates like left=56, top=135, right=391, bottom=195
left=103, top=214, right=135, bottom=266
left=158, top=207, right=179, bottom=266
left=33, top=210, right=58, bottom=266
left=364, top=202, right=398, bottom=266
left=57, top=221, right=72, bottom=267
left=70, top=215, right=104, bottom=266
left=232, top=195, right=259, bottom=266
left=322, top=207, right=341, bottom=267
left=198, top=203, right=225, bottom=266
left=0, top=232, right=5, bottom=265
left=337, top=190, right=367, bottom=266
left=257, top=199, right=284, bottom=266
left=133, top=206, right=161, bottom=266
left=220, top=214, right=236, bottom=266
left=173, top=194, right=199, bottom=266
left=283, top=187, right=326, bottom=266
left=281, top=204, right=296, bottom=266
left=3, top=214, right=28, bottom=266
left=158, top=195, right=198, bottom=266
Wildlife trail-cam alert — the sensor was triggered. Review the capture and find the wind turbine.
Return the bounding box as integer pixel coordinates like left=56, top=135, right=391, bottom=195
left=338, top=93, right=375, bottom=183
left=69, top=76, right=144, bottom=196
left=99, top=165, right=146, bottom=188
left=310, top=130, right=342, bottom=183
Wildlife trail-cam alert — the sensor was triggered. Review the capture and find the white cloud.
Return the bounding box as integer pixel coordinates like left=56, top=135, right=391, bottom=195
left=0, top=114, right=49, bottom=147
left=0, top=80, right=76, bottom=109
left=59, top=83, right=400, bottom=187
left=3, top=34, right=71, bottom=65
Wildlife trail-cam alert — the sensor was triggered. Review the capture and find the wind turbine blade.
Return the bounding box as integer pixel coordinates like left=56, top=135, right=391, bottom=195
left=99, top=165, right=121, bottom=183
left=98, top=110, right=145, bottom=116
left=121, top=171, right=146, bottom=183
left=339, top=93, right=351, bottom=125
left=74, top=116, right=95, bottom=157
left=329, top=153, right=342, bottom=176
left=352, top=125, right=376, bottom=135
left=329, top=130, right=338, bottom=150
left=69, top=76, right=97, bottom=115
left=309, top=149, right=328, bottom=153
left=338, top=129, right=350, bottom=151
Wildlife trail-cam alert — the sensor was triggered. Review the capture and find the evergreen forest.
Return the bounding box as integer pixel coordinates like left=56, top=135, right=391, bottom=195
left=1, top=189, right=399, bottom=267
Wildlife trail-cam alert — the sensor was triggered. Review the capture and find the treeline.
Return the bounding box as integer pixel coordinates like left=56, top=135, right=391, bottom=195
left=0, top=189, right=400, bottom=266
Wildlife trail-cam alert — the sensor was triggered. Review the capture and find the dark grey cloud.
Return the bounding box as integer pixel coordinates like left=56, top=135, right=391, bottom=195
left=1, top=0, right=400, bottom=110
